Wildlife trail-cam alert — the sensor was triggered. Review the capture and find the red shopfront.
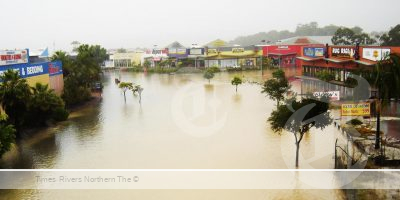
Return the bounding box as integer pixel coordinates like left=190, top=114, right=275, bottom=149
left=263, top=44, right=323, bottom=68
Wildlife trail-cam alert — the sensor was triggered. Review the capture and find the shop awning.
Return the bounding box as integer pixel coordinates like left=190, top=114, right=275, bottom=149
left=296, top=56, right=324, bottom=61
left=324, top=58, right=353, bottom=63
left=353, top=60, right=376, bottom=66
left=267, top=52, right=297, bottom=56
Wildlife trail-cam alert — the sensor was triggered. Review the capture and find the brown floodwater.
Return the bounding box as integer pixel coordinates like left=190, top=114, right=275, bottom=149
left=0, top=68, right=352, bottom=199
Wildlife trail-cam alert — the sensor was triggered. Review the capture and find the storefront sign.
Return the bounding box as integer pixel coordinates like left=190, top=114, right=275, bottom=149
left=304, top=47, right=324, bottom=57
left=0, top=61, right=51, bottom=79
left=190, top=48, right=203, bottom=55
left=362, top=48, right=391, bottom=61
left=341, top=103, right=370, bottom=116
left=0, top=49, right=29, bottom=66
left=232, top=48, right=244, bottom=53
left=169, top=48, right=187, bottom=55
left=332, top=47, right=355, bottom=58
left=313, top=91, right=340, bottom=101
left=207, top=49, right=218, bottom=54
left=48, top=61, right=63, bottom=76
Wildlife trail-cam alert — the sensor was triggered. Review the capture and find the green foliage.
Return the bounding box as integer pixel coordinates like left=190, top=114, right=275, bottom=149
left=207, top=66, right=221, bottom=73
left=0, top=70, right=31, bottom=132
left=332, top=27, right=376, bottom=45
left=261, top=69, right=290, bottom=107
left=375, top=53, right=400, bottom=103
left=143, top=60, right=151, bottom=68
left=203, top=69, right=215, bottom=83
left=268, top=97, right=332, bottom=167
left=229, top=22, right=339, bottom=46
left=116, top=48, right=127, bottom=53
left=380, top=24, right=400, bottom=46
left=26, top=83, right=68, bottom=126
left=231, top=76, right=243, bottom=92
left=316, top=71, right=335, bottom=82
left=0, top=122, right=16, bottom=158
left=347, top=118, right=363, bottom=126
left=51, top=44, right=106, bottom=106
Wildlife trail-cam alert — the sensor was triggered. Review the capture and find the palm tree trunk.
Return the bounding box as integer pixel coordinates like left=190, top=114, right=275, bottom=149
left=235, top=85, right=238, bottom=93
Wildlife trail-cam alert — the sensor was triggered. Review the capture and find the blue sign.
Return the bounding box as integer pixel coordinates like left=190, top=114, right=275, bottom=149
left=0, top=61, right=62, bottom=78
left=304, top=47, right=325, bottom=57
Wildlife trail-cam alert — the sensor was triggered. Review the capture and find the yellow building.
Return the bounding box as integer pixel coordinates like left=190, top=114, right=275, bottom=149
left=111, top=50, right=144, bottom=67
left=205, top=45, right=263, bottom=68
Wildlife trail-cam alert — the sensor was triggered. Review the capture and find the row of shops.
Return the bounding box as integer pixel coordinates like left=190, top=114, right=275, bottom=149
left=0, top=49, right=64, bottom=95
left=106, top=36, right=400, bottom=79
left=297, top=45, right=400, bottom=82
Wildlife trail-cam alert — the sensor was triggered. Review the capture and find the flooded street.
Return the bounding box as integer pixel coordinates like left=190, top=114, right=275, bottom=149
left=0, top=68, right=350, bottom=199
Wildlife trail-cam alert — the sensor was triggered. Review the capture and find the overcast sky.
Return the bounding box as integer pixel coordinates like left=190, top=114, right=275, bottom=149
left=1, top=0, right=399, bottom=52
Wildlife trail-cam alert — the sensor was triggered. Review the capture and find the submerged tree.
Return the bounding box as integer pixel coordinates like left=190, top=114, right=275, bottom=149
left=261, top=69, right=290, bottom=108
left=119, top=82, right=133, bottom=102
left=132, top=85, right=144, bottom=104
left=231, top=76, right=243, bottom=93
left=268, top=97, right=332, bottom=167
left=203, top=69, right=215, bottom=84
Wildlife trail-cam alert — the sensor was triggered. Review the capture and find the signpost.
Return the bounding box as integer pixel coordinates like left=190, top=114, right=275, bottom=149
left=0, top=49, right=29, bottom=66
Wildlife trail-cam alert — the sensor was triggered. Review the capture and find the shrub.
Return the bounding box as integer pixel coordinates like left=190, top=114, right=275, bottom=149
left=347, top=118, right=363, bottom=126
left=52, top=107, right=69, bottom=121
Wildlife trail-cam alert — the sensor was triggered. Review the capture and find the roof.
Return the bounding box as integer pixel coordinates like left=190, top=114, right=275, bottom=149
left=324, top=58, right=353, bottom=63
left=276, top=36, right=333, bottom=45
left=204, top=39, right=228, bottom=48
left=296, top=56, right=324, bottom=61
left=268, top=52, right=298, bottom=56
left=354, top=60, right=376, bottom=66
left=165, top=41, right=185, bottom=49
left=29, top=48, right=49, bottom=57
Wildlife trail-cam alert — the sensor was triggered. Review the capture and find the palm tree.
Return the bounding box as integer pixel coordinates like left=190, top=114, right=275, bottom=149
left=373, top=53, right=400, bottom=149
left=0, top=70, right=31, bottom=133
left=28, top=83, right=65, bottom=126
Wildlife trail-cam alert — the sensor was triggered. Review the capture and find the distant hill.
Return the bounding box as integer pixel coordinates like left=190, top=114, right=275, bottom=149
left=229, top=22, right=343, bottom=46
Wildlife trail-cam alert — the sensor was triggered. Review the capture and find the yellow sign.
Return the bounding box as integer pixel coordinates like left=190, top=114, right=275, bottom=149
left=341, top=103, right=370, bottom=116
left=232, top=48, right=244, bottom=53
left=207, top=49, right=218, bottom=54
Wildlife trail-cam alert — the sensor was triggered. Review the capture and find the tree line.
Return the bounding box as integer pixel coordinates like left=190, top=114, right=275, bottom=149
left=0, top=44, right=107, bottom=158
left=229, top=22, right=400, bottom=46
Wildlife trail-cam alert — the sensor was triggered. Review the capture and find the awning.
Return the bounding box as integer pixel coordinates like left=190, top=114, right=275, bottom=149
left=267, top=52, right=297, bottom=56
left=353, top=60, right=376, bottom=66
left=324, top=58, right=353, bottom=63
left=296, top=56, right=324, bottom=61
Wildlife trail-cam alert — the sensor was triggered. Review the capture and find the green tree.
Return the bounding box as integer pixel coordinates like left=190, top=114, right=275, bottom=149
left=332, top=27, right=376, bottom=45
left=332, top=28, right=356, bottom=45
left=119, top=82, right=133, bottom=102
left=268, top=97, right=332, bottom=167
left=143, top=60, right=151, bottom=68
left=261, top=69, right=290, bottom=108
left=51, top=51, right=73, bottom=77
left=380, top=24, right=400, bottom=46
left=372, top=53, right=400, bottom=149
left=231, top=76, right=243, bottom=93
left=203, top=69, right=215, bottom=84
left=0, top=120, right=16, bottom=158
left=0, top=70, right=31, bottom=133
left=117, top=48, right=127, bottom=53
left=26, top=83, right=68, bottom=126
